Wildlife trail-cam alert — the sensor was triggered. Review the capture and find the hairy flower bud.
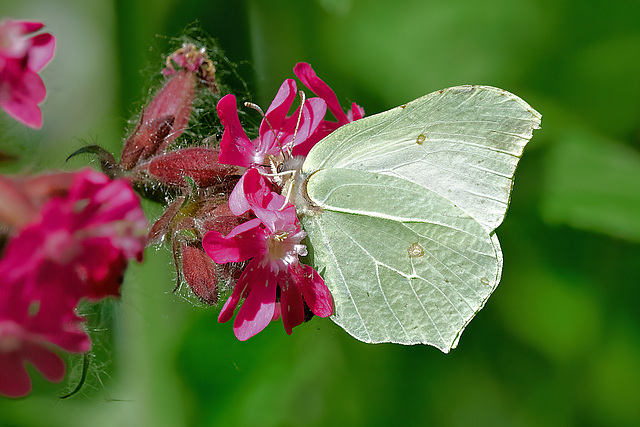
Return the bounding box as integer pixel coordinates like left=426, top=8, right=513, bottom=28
left=120, top=70, right=196, bottom=169
left=181, top=243, right=218, bottom=305
left=142, top=147, right=238, bottom=188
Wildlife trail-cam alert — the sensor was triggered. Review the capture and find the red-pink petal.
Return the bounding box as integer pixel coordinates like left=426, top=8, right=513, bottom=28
left=0, top=352, right=32, bottom=398
left=348, top=102, right=365, bottom=121
left=23, top=342, right=66, bottom=382
left=295, top=264, right=333, bottom=317
left=228, top=168, right=272, bottom=216
left=15, top=21, right=45, bottom=34
left=27, top=32, right=55, bottom=72
left=0, top=67, right=46, bottom=129
left=217, top=94, right=253, bottom=167
left=202, top=218, right=264, bottom=264
left=233, top=268, right=278, bottom=341
left=293, top=62, right=349, bottom=124
left=257, top=79, right=297, bottom=154
left=280, top=279, right=305, bottom=335
left=287, top=97, right=327, bottom=144
left=218, top=265, right=251, bottom=324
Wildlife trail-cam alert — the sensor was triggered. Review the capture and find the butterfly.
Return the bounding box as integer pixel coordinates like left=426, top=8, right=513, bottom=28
left=290, top=85, right=541, bottom=351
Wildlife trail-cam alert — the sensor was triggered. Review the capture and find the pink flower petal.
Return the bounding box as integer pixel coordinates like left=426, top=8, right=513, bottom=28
left=257, top=79, right=297, bottom=155
left=280, top=279, right=305, bottom=335
left=0, top=67, right=46, bottom=129
left=23, top=342, right=66, bottom=382
left=293, top=62, right=349, bottom=124
left=217, top=94, right=253, bottom=167
left=203, top=218, right=265, bottom=264
left=0, top=352, right=32, bottom=398
left=27, top=32, right=55, bottom=72
left=15, top=21, right=45, bottom=34
left=293, top=263, right=333, bottom=317
left=348, top=102, right=365, bottom=121
left=228, top=168, right=272, bottom=216
left=233, top=268, right=278, bottom=341
left=218, top=266, right=251, bottom=324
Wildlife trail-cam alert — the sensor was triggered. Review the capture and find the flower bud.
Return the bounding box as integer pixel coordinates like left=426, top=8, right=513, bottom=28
left=181, top=243, right=218, bottom=305
left=142, top=147, right=238, bottom=188
left=120, top=70, right=196, bottom=169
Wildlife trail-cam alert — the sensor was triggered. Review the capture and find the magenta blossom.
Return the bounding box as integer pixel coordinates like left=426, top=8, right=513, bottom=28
left=0, top=279, right=90, bottom=398
left=0, top=19, right=55, bottom=128
left=202, top=169, right=332, bottom=340
left=0, top=168, right=147, bottom=397
left=0, top=169, right=148, bottom=302
left=291, top=62, right=364, bottom=156
left=217, top=78, right=327, bottom=168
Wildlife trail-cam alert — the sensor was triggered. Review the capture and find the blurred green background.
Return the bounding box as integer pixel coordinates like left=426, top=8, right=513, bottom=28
left=1, top=0, right=640, bottom=426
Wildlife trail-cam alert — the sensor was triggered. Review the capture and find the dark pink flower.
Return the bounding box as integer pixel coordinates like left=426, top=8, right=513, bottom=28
left=0, top=275, right=90, bottom=398
left=202, top=169, right=332, bottom=340
left=217, top=79, right=327, bottom=168
left=0, top=169, right=148, bottom=301
left=292, top=62, right=364, bottom=156
left=0, top=19, right=55, bottom=129
left=163, top=43, right=210, bottom=75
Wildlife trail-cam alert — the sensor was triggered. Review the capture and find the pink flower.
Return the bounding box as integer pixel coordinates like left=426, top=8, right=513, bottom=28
left=0, top=169, right=148, bottom=302
left=292, top=62, right=365, bottom=156
left=202, top=169, right=332, bottom=340
left=217, top=79, right=327, bottom=168
left=0, top=168, right=147, bottom=397
left=0, top=274, right=90, bottom=398
left=163, top=42, right=210, bottom=76
left=0, top=19, right=55, bottom=129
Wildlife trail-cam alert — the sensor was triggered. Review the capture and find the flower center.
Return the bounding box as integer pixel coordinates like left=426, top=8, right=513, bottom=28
left=267, top=231, right=290, bottom=260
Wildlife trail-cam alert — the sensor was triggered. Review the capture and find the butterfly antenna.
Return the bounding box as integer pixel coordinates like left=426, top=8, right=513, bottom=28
left=286, top=90, right=307, bottom=159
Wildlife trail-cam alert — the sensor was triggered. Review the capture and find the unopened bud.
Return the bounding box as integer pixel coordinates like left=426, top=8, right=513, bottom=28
left=147, top=196, right=186, bottom=244
left=181, top=243, right=218, bottom=305
left=143, top=147, right=238, bottom=188
left=121, top=70, right=196, bottom=169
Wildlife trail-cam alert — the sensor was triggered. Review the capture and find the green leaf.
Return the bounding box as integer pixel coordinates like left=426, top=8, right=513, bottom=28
left=299, top=86, right=540, bottom=350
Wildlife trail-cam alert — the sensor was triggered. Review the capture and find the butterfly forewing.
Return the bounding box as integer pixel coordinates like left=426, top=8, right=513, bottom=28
left=303, top=85, right=541, bottom=232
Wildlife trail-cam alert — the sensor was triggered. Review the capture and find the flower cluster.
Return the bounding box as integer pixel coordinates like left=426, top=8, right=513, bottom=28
left=202, top=62, right=364, bottom=340
left=0, top=19, right=55, bottom=128
left=0, top=169, right=148, bottom=397
left=0, top=21, right=366, bottom=397
left=203, top=169, right=332, bottom=339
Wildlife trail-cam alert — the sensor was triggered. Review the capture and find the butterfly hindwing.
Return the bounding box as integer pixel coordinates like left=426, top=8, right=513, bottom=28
left=302, top=169, right=500, bottom=351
